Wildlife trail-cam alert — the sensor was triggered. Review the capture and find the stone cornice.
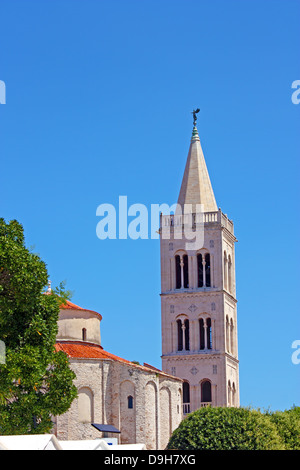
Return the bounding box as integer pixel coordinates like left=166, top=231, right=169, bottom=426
left=161, top=289, right=237, bottom=304
left=223, top=291, right=238, bottom=304
left=225, top=353, right=240, bottom=365
left=221, top=226, right=238, bottom=243
left=162, top=351, right=222, bottom=361
left=162, top=352, right=240, bottom=366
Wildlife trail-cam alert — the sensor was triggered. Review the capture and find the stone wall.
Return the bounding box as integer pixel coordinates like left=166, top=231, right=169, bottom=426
left=55, top=356, right=182, bottom=450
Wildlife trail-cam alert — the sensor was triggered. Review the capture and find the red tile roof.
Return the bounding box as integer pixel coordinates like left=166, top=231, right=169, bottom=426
left=60, top=300, right=102, bottom=319
left=55, top=341, right=180, bottom=380
left=55, top=341, right=130, bottom=363
left=60, top=300, right=86, bottom=310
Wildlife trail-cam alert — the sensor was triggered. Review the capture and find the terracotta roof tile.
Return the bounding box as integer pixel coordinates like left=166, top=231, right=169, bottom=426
left=60, top=300, right=85, bottom=310
left=59, top=300, right=102, bottom=319
left=55, top=342, right=181, bottom=380
left=55, top=341, right=131, bottom=363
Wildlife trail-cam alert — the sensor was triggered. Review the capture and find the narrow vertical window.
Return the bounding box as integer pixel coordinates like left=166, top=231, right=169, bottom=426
left=197, top=254, right=203, bottom=287
left=82, top=328, right=87, bottom=341
left=228, top=255, right=232, bottom=293
left=226, top=316, right=230, bottom=352
left=177, top=319, right=183, bottom=351
left=183, top=254, right=189, bottom=288
left=128, top=395, right=133, bottom=409
left=184, top=319, right=190, bottom=351
left=232, top=383, right=236, bottom=406
left=228, top=380, right=231, bottom=406
left=224, top=251, right=228, bottom=290
left=199, top=318, right=205, bottom=350
left=205, top=253, right=211, bottom=287
left=175, top=255, right=181, bottom=289
left=206, top=318, right=212, bottom=349
left=230, top=319, right=234, bottom=355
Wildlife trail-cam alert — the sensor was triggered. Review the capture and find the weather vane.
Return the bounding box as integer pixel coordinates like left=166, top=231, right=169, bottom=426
left=192, top=108, right=200, bottom=126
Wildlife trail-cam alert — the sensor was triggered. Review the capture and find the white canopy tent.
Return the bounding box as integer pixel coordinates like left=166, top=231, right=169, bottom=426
left=0, top=434, right=62, bottom=450
left=0, top=434, right=146, bottom=450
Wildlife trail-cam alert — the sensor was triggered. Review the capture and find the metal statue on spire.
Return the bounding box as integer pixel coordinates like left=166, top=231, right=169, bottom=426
left=192, top=108, right=200, bottom=126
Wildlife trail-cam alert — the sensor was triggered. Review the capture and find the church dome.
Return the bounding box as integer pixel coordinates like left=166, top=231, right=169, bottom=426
left=57, top=300, right=102, bottom=346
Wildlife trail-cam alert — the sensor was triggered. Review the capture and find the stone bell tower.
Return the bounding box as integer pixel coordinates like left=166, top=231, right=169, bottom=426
left=160, top=113, right=239, bottom=414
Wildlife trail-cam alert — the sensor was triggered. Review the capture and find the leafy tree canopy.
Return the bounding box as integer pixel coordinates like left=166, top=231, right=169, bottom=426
left=167, top=406, right=300, bottom=450
left=266, top=406, right=300, bottom=450
left=0, top=219, right=77, bottom=434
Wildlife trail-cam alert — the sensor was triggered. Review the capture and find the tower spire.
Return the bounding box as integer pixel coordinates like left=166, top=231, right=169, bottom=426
left=177, top=111, right=217, bottom=213
left=160, top=114, right=239, bottom=412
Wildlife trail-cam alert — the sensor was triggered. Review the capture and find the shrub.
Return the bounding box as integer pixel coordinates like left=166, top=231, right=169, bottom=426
left=167, top=407, right=285, bottom=450
left=266, top=407, right=300, bottom=450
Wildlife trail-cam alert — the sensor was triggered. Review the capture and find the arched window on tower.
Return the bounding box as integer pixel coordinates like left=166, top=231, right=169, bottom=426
left=175, top=255, right=181, bottom=289
left=183, top=381, right=190, bottom=414
left=177, top=319, right=183, bottom=351
left=197, top=254, right=203, bottom=287
left=201, top=380, right=212, bottom=405
left=224, top=251, right=228, bottom=290
left=206, top=318, right=212, bottom=350
left=199, top=318, right=212, bottom=350
left=183, top=255, right=189, bottom=288
left=228, top=254, right=232, bottom=293
left=177, top=318, right=189, bottom=351
left=226, top=316, right=230, bottom=352
left=184, top=319, right=190, bottom=351
left=199, top=318, right=205, bottom=350
left=228, top=380, right=232, bottom=406
left=232, top=383, right=236, bottom=407
left=198, top=253, right=212, bottom=288
left=230, top=318, right=234, bottom=355
left=175, top=254, right=189, bottom=289
left=205, top=254, right=211, bottom=287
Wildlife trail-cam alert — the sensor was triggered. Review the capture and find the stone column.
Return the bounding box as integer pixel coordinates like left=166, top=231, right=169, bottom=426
left=192, top=255, right=197, bottom=288
left=182, top=322, right=186, bottom=351
left=180, top=256, right=184, bottom=288
left=204, top=320, right=208, bottom=350
left=202, top=257, right=206, bottom=287
left=188, top=255, right=193, bottom=289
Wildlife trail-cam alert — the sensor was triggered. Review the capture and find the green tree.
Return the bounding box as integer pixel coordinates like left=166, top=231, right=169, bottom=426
left=0, top=219, right=77, bottom=434
left=266, top=407, right=300, bottom=450
left=167, top=406, right=285, bottom=450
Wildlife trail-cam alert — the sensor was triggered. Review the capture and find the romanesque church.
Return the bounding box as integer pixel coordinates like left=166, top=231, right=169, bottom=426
left=53, top=119, right=239, bottom=450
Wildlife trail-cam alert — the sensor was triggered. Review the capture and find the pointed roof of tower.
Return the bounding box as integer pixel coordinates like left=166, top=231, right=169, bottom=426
left=177, top=125, right=218, bottom=213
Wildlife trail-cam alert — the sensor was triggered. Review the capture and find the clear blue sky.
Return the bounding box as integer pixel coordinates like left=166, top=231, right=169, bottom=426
left=1, top=0, right=299, bottom=411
